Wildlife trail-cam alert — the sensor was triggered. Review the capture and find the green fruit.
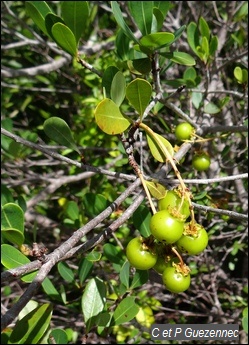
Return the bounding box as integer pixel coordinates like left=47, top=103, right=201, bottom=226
left=175, top=122, right=194, bottom=141
left=176, top=223, right=208, bottom=255
left=158, top=190, right=190, bottom=220
left=162, top=266, right=191, bottom=293
left=126, top=237, right=157, bottom=270
left=192, top=152, right=211, bottom=171
left=150, top=210, right=184, bottom=243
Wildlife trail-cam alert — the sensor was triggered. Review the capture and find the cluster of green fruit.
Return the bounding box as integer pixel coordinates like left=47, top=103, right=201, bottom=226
left=175, top=122, right=211, bottom=171
left=126, top=189, right=209, bottom=293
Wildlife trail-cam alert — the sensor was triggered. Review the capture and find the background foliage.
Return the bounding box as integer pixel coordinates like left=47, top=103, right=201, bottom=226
left=1, top=1, right=248, bottom=344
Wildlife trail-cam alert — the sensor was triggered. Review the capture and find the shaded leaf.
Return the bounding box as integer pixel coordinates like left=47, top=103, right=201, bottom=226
left=78, top=258, right=93, bottom=284
left=111, top=71, right=126, bottom=106
left=103, top=243, right=125, bottom=265
left=139, top=32, right=174, bottom=52
left=25, top=1, right=53, bottom=36
left=120, top=260, right=130, bottom=288
left=204, top=102, right=220, bottom=114
left=94, top=98, right=131, bottom=135
left=45, top=13, right=65, bottom=40
left=160, top=51, right=196, bottom=66
left=51, top=22, right=77, bottom=56
left=146, top=132, right=174, bottom=162
left=1, top=203, right=24, bottom=246
left=113, top=297, right=139, bottom=325
left=126, top=79, right=152, bottom=117
left=49, top=329, right=68, bottom=344
left=130, top=270, right=149, bottom=289
left=102, top=66, right=120, bottom=98
left=128, top=2, right=153, bottom=35
left=43, top=117, right=80, bottom=153
left=132, top=205, right=152, bottom=238
left=57, top=262, right=75, bottom=283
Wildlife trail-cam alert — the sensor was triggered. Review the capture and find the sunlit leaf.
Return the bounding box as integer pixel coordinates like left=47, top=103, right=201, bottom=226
left=111, top=71, right=126, bottom=106
left=25, top=1, right=53, bottom=36
left=1, top=203, right=24, bottom=246
left=146, top=132, right=174, bottom=162
left=51, top=22, right=77, bottom=56
left=145, top=181, right=167, bottom=200
left=128, top=2, right=153, bottom=36
left=113, top=297, right=139, bottom=325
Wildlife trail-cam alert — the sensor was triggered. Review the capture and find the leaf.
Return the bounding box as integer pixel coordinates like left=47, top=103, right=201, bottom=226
left=45, top=13, right=65, bottom=40
left=25, top=1, right=53, bottom=36
left=94, top=98, right=131, bottom=135
left=102, top=66, right=120, bottom=98
left=1, top=203, right=24, bottom=246
left=130, top=270, right=149, bottom=289
left=204, top=102, right=220, bottom=114
left=139, top=32, right=175, bottom=52
left=112, top=297, right=139, bottom=325
left=209, top=35, right=218, bottom=56
left=126, top=79, right=152, bottom=117
left=146, top=132, right=174, bottom=162
left=128, top=2, right=153, bottom=36
left=51, top=22, right=77, bottom=56
left=130, top=58, right=152, bottom=75
left=49, top=329, right=68, bottom=344
left=41, top=278, right=62, bottom=301
left=61, top=1, right=89, bottom=44
left=160, top=51, right=196, bottom=66
left=8, top=304, right=52, bottom=344
left=187, top=22, right=199, bottom=55
left=132, top=205, right=152, bottom=238
left=103, top=243, right=125, bottom=265
left=43, top=117, right=80, bottom=153
left=82, top=193, right=110, bottom=218
left=81, top=278, right=106, bottom=332
left=145, top=181, right=167, bottom=200
left=57, top=262, right=75, bottom=283
left=199, top=16, right=210, bottom=40
left=65, top=201, right=79, bottom=221
left=111, top=71, right=126, bottom=107
left=119, top=260, right=130, bottom=288
left=111, top=2, right=139, bottom=44
left=78, top=258, right=93, bottom=284
left=1, top=244, right=30, bottom=268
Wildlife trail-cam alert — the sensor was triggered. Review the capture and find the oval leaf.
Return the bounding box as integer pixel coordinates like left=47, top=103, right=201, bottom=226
left=9, top=304, right=52, bottom=344
left=126, top=79, right=152, bottom=117
left=49, top=329, right=68, bottom=344
left=145, top=181, right=167, bottom=200
left=51, top=22, right=77, bottom=56
left=57, top=262, right=74, bottom=283
left=61, top=1, right=89, bottom=44
left=120, top=260, right=130, bottom=288
left=25, top=1, right=53, bottom=36
left=43, top=117, right=79, bottom=153
left=128, top=2, right=153, bottom=35
left=113, top=297, right=139, bottom=325
left=139, top=32, right=175, bottom=51
left=204, top=102, right=220, bottom=114
left=78, top=258, right=93, bottom=284
left=132, top=205, right=152, bottom=238
left=161, top=51, right=196, bottom=66
left=102, top=66, right=120, bottom=98
left=130, top=270, right=149, bottom=289
left=146, top=132, right=174, bottom=162
left=94, top=98, right=131, bottom=135
left=111, top=71, right=126, bottom=106
left=1, top=203, right=24, bottom=246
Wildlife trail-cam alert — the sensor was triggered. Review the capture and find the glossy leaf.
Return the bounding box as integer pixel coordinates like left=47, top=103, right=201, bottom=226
left=131, top=58, right=152, bottom=75
left=57, top=262, right=75, bottom=283
left=41, top=278, right=62, bottom=301
left=139, top=32, right=174, bottom=52
left=82, top=193, right=110, bottom=218
left=78, top=258, right=93, bottom=284
left=146, top=132, right=174, bottom=162
left=102, top=66, right=120, bottom=98
left=8, top=303, right=52, bottom=344
left=126, top=79, right=152, bottom=117
left=132, top=205, right=152, bottom=238
left=111, top=71, right=126, bottom=107
left=1, top=203, right=24, bottom=246
left=49, top=329, right=68, bottom=344
left=45, top=13, right=65, bottom=40
left=51, top=22, right=77, bottom=56
left=82, top=277, right=106, bottom=332
left=43, top=117, right=80, bottom=153
left=113, top=297, right=139, bottom=325
left=111, top=1, right=139, bottom=44
left=25, top=1, right=53, bottom=36
left=128, top=2, right=153, bottom=35
left=130, top=270, right=149, bottom=289
left=145, top=181, right=167, bottom=200
left=103, top=243, right=125, bottom=265
left=94, top=98, right=131, bottom=135
left=115, top=29, right=131, bottom=61
left=160, top=51, right=195, bottom=66
left=187, top=22, right=199, bottom=55
left=120, top=260, right=130, bottom=288
left=209, top=35, right=218, bottom=56
left=61, top=1, right=89, bottom=44
left=199, top=16, right=210, bottom=40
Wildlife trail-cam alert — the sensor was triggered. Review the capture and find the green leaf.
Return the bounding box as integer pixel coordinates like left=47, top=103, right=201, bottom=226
left=82, top=193, right=110, bottom=218
left=234, top=66, right=248, bottom=84
left=111, top=2, right=139, bottom=44
left=145, top=181, right=167, bottom=200
left=115, top=29, right=131, bottom=61
left=78, top=258, right=93, bottom=284
left=94, top=98, right=131, bottom=135
left=187, top=22, right=199, bottom=55
left=128, top=2, right=153, bottom=35
left=192, top=91, right=203, bottom=109
left=25, top=1, right=53, bottom=36
left=103, top=243, right=125, bottom=265
left=132, top=205, right=152, bottom=238
left=199, top=17, right=210, bottom=40
left=57, top=262, right=75, bottom=283
left=81, top=278, right=106, bottom=332
left=102, top=66, right=120, bottom=98
left=120, top=260, right=130, bottom=288
left=49, top=329, right=68, bottom=344
left=139, top=32, right=175, bottom=52
left=61, top=1, right=89, bottom=44
left=1, top=203, right=24, bottom=246
left=1, top=244, right=30, bottom=268
left=51, top=22, right=77, bottom=56
left=43, top=117, right=80, bottom=153
left=146, top=132, right=174, bottom=162
left=126, top=79, right=152, bottom=117
left=130, top=270, right=149, bottom=289
left=113, top=297, right=139, bottom=325
left=65, top=201, right=79, bottom=221
left=42, top=277, right=62, bottom=301
left=8, top=304, right=52, bottom=344
left=209, top=35, right=218, bottom=56
left=45, top=13, right=65, bottom=40
left=201, top=36, right=209, bottom=62
left=130, top=58, right=152, bottom=75
left=160, top=51, right=196, bottom=66
left=111, top=71, right=126, bottom=107
left=204, top=102, right=220, bottom=114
